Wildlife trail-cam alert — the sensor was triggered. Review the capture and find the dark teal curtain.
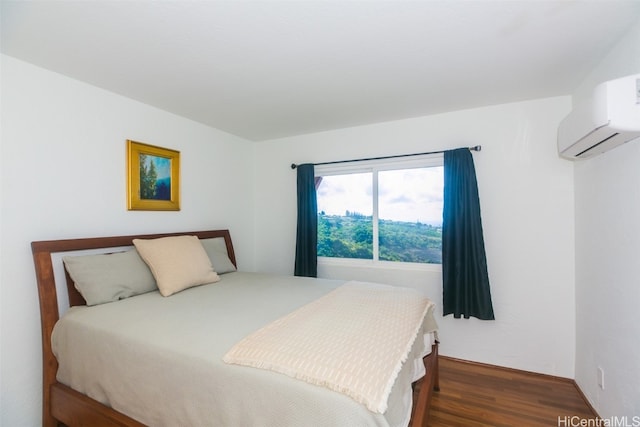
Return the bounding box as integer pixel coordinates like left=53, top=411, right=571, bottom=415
left=442, top=148, right=494, bottom=320
left=294, top=164, right=318, bottom=277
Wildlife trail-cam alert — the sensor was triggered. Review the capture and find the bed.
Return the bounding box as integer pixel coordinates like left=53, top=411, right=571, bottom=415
left=32, top=229, right=440, bottom=427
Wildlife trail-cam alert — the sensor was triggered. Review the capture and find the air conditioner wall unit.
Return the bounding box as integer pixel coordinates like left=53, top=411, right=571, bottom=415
left=557, top=73, right=640, bottom=160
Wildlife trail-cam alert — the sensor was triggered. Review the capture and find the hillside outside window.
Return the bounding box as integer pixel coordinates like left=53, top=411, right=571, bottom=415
left=315, top=156, right=444, bottom=265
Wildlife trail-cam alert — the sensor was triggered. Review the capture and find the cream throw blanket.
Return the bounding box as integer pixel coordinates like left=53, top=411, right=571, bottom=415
left=223, top=281, right=434, bottom=414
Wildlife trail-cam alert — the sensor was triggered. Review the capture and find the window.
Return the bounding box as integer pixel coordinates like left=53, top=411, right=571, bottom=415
left=316, top=156, right=444, bottom=265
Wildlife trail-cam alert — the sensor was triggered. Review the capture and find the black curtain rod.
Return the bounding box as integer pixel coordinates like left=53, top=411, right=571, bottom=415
left=290, top=145, right=481, bottom=169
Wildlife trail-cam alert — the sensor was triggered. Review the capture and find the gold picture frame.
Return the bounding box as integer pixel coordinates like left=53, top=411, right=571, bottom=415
left=127, top=140, right=180, bottom=211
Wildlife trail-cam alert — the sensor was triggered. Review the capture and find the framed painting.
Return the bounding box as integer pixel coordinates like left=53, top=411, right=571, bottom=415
left=127, top=140, right=180, bottom=211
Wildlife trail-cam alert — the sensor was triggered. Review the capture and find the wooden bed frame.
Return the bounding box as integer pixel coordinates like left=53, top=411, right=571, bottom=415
left=32, top=229, right=439, bottom=427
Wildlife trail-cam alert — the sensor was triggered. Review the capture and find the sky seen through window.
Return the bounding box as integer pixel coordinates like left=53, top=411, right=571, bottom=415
left=317, top=166, right=444, bottom=226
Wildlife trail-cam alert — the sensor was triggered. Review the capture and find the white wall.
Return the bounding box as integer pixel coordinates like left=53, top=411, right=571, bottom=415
left=254, top=96, right=576, bottom=377
left=573, top=20, right=640, bottom=418
left=9, top=20, right=638, bottom=420
left=0, top=55, right=256, bottom=426
left=0, top=34, right=4, bottom=427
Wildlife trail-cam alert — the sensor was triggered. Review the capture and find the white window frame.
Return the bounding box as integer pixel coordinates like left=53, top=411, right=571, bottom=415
left=315, top=154, right=444, bottom=272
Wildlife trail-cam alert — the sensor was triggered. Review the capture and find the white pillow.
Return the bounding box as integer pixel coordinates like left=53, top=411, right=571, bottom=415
left=133, top=235, right=220, bottom=297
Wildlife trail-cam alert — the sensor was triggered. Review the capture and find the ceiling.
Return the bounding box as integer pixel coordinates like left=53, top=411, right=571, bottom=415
left=2, top=1, right=640, bottom=142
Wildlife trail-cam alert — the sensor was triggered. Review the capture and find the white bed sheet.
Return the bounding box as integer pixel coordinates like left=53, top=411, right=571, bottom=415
left=52, top=271, right=437, bottom=427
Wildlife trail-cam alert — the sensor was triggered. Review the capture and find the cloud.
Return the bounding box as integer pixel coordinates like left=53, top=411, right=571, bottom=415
left=317, top=166, right=443, bottom=225
left=387, top=195, right=414, bottom=204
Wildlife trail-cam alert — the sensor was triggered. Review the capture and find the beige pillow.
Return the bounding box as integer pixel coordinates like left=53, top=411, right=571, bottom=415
left=133, top=235, right=220, bottom=297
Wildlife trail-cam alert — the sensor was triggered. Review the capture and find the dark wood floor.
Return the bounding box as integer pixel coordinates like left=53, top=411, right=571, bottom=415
left=423, top=357, right=597, bottom=427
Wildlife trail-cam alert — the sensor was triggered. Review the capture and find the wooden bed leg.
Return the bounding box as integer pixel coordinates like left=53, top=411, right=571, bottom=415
left=43, top=405, right=57, bottom=427
left=410, top=341, right=439, bottom=427
left=433, top=340, right=440, bottom=392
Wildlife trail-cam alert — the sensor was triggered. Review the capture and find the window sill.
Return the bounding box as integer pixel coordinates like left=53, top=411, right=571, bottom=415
left=318, top=257, right=442, bottom=273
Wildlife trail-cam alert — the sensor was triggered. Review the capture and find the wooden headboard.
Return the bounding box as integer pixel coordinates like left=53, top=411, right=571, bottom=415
left=30, top=229, right=236, bottom=427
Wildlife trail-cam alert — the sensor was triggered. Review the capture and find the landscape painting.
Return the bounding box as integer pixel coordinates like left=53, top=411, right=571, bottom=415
left=127, top=140, right=180, bottom=211
left=139, top=154, right=171, bottom=201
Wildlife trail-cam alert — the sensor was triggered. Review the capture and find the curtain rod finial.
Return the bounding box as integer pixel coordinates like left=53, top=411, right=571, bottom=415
left=291, top=163, right=298, bottom=169
left=470, top=145, right=482, bottom=152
